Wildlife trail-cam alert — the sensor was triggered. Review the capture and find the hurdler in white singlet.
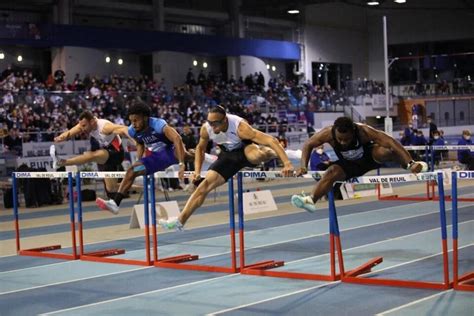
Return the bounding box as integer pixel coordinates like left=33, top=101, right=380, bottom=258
left=89, top=118, right=122, bottom=149
left=205, top=114, right=244, bottom=151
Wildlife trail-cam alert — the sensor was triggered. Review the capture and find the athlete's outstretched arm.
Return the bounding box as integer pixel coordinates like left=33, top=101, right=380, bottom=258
left=298, top=127, right=332, bottom=174
left=164, top=125, right=186, bottom=180
left=362, top=125, right=412, bottom=167
left=101, top=122, right=136, bottom=145
left=237, top=121, right=293, bottom=176
left=54, top=123, right=83, bottom=143
left=193, top=126, right=210, bottom=180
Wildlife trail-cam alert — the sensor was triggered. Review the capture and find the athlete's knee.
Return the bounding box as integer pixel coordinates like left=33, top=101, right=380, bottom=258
left=324, top=165, right=344, bottom=182
left=127, top=164, right=144, bottom=179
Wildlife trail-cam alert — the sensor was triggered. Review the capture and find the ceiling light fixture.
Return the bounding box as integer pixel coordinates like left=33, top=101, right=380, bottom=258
left=394, top=0, right=406, bottom=3
left=367, top=1, right=380, bottom=5
left=287, top=9, right=300, bottom=14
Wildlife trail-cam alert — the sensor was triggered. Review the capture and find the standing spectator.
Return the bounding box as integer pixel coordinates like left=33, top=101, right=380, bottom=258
left=427, top=117, right=438, bottom=143
left=181, top=125, right=197, bottom=166
left=307, top=123, right=315, bottom=138
left=457, top=130, right=474, bottom=170
left=186, top=68, right=195, bottom=86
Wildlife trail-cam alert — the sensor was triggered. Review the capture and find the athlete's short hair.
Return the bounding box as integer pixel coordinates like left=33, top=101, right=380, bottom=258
left=333, top=117, right=355, bottom=134
left=208, top=105, right=226, bottom=116
left=78, top=111, right=94, bottom=121
left=128, top=103, right=151, bottom=117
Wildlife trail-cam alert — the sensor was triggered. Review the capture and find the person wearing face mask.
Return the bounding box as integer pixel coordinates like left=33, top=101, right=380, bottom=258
left=310, top=145, right=331, bottom=171
left=430, top=130, right=445, bottom=166
left=458, top=130, right=474, bottom=170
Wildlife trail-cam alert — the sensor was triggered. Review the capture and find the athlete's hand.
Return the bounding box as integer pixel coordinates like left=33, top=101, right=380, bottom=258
left=54, top=134, right=67, bottom=143
left=192, top=172, right=203, bottom=187
left=178, top=164, right=185, bottom=181
left=295, top=167, right=308, bottom=177
left=409, top=161, right=428, bottom=174
left=281, top=162, right=294, bottom=177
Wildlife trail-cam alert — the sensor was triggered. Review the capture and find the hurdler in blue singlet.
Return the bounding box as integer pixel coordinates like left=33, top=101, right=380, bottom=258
left=128, top=117, right=178, bottom=174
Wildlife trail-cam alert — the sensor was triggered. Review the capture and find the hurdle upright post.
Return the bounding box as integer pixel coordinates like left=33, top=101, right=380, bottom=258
left=237, top=172, right=245, bottom=270
left=76, top=172, right=84, bottom=256
left=67, top=172, right=78, bottom=259
left=228, top=177, right=237, bottom=272
left=436, top=172, right=450, bottom=288
left=143, top=174, right=151, bottom=265
left=12, top=172, right=20, bottom=253
left=328, top=189, right=345, bottom=278
left=149, top=174, right=158, bottom=262
left=451, top=171, right=474, bottom=291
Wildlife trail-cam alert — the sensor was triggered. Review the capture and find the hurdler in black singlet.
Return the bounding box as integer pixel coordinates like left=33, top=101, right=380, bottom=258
left=331, top=125, right=381, bottom=180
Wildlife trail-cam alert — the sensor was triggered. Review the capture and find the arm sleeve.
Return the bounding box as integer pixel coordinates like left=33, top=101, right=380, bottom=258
left=151, top=118, right=167, bottom=133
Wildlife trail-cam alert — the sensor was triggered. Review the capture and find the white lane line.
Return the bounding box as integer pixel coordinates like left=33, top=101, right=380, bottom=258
left=0, top=266, right=150, bottom=296
left=0, top=199, right=437, bottom=271
left=0, top=261, right=72, bottom=275
left=205, top=281, right=340, bottom=316
left=1, top=206, right=472, bottom=295
left=375, top=290, right=453, bottom=315
left=207, top=243, right=474, bottom=315
left=38, top=274, right=237, bottom=316
left=35, top=228, right=474, bottom=315
left=287, top=221, right=474, bottom=266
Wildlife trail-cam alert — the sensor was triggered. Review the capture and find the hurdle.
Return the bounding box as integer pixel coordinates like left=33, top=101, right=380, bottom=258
left=451, top=171, right=474, bottom=291
left=12, top=172, right=78, bottom=260
left=377, top=145, right=436, bottom=201
left=76, top=171, right=157, bottom=266
left=429, top=146, right=474, bottom=202
left=237, top=171, right=373, bottom=281
left=343, top=171, right=451, bottom=290
left=153, top=171, right=239, bottom=274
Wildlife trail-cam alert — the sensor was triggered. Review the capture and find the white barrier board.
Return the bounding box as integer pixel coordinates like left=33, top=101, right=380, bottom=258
left=342, top=183, right=393, bottom=200
left=130, top=201, right=180, bottom=229
left=243, top=190, right=277, bottom=214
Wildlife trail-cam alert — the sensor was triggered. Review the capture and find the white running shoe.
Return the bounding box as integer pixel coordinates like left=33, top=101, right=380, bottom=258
left=95, top=198, right=119, bottom=215
left=49, top=144, right=65, bottom=170
left=50, top=145, right=59, bottom=170
left=158, top=217, right=184, bottom=231
left=291, top=192, right=317, bottom=213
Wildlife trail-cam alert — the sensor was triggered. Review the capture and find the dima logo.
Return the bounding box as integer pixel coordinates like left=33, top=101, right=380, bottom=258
left=80, top=172, right=99, bottom=178
left=458, top=171, right=474, bottom=179
left=16, top=172, right=31, bottom=177
left=242, top=171, right=268, bottom=178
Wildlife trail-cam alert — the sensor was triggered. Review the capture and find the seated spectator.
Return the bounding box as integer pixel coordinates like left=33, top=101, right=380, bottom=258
left=457, top=130, right=474, bottom=170
left=399, top=131, right=411, bottom=146
left=430, top=130, right=445, bottom=166
left=3, top=128, right=22, bottom=156
left=309, top=145, right=331, bottom=171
